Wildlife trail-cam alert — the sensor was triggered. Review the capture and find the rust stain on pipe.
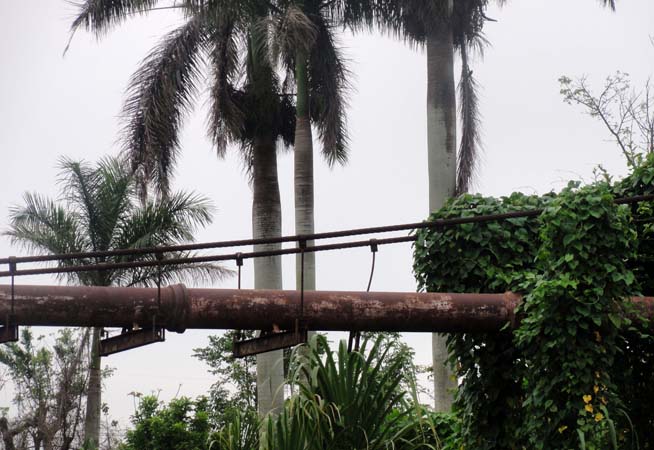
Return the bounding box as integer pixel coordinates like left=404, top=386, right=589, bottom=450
left=0, top=284, right=651, bottom=333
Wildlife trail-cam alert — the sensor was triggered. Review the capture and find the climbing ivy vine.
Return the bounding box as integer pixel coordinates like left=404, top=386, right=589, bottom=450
left=414, top=155, right=654, bottom=449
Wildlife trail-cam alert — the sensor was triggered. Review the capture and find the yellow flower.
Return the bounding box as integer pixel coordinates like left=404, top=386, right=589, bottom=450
left=583, top=395, right=592, bottom=404
left=585, top=404, right=594, bottom=413
left=595, top=412, right=604, bottom=422
left=558, top=425, right=568, bottom=434
left=593, top=385, right=599, bottom=394
left=600, top=397, right=607, bottom=405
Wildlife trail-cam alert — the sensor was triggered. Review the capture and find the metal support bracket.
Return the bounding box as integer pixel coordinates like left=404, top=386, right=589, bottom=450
left=99, top=326, right=165, bottom=357
left=99, top=308, right=165, bottom=356
left=233, top=325, right=307, bottom=358
left=0, top=316, right=18, bottom=344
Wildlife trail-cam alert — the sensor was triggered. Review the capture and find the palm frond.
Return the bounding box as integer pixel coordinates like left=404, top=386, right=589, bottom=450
left=455, top=42, right=482, bottom=195
left=108, top=188, right=229, bottom=287
left=56, top=157, right=103, bottom=252
left=90, top=156, right=136, bottom=250
left=328, top=0, right=376, bottom=33
left=5, top=193, right=87, bottom=256
left=308, top=14, right=350, bottom=166
left=117, top=258, right=232, bottom=287
left=112, top=190, right=214, bottom=252
left=6, top=157, right=224, bottom=287
left=207, top=18, right=246, bottom=158
left=121, top=16, right=208, bottom=196
left=67, top=0, right=160, bottom=52
left=4, top=193, right=92, bottom=285
left=267, top=5, right=318, bottom=66
left=371, top=0, right=449, bottom=46
left=451, top=0, right=489, bottom=47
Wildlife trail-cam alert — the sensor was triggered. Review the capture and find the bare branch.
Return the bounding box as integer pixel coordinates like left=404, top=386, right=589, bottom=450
left=558, top=72, right=650, bottom=166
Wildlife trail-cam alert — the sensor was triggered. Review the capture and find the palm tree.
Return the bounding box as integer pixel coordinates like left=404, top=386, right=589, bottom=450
left=5, top=156, right=227, bottom=448
left=372, top=0, right=618, bottom=411
left=267, top=0, right=349, bottom=297
left=69, top=0, right=295, bottom=417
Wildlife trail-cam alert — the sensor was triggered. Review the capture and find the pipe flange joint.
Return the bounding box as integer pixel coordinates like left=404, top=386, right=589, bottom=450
left=164, top=284, right=190, bottom=333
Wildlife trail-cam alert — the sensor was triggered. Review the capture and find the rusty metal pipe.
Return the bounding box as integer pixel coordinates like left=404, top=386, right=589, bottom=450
left=0, top=284, right=651, bottom=333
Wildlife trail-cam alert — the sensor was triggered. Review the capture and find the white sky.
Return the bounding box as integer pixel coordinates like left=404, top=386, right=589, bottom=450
left=0, top=0, right=652, bottom=425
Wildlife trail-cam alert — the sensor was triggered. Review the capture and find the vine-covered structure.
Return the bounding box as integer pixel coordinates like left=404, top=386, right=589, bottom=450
left=414, top=156, right=654, bottom=449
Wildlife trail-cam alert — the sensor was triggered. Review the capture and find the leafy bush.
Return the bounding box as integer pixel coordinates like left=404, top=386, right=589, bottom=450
left=119, top=396, right=211, bottom=450
left=414, top=155, right=654, bottom=449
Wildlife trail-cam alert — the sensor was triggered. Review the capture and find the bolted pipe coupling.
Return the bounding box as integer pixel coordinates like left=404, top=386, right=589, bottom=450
left=161, top=284, right=190, bottom=333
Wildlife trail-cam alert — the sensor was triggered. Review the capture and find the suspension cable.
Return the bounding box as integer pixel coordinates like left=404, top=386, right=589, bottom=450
left=349, top=239, right=378, bottom=352
left=0, top=193, right=652, bottom=278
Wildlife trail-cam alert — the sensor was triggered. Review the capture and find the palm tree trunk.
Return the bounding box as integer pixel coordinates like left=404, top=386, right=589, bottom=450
left=294, top=54, right=316, bottom=303
left=252, top=135, right=285, bottom=417
left=84, top=327, right=102, bottom=448
left=426, top=11, right=457, bottom=412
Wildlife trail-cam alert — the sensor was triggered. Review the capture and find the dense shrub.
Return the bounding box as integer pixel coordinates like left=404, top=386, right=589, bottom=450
left=414, top=155, right=654, bottom=449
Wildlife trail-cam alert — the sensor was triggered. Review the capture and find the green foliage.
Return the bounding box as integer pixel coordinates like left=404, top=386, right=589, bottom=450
left=413, top=158, right=654, bottom=449
left=516, top=182, right=635, bottom=449
left=265, top=335, right=437, bottom=449
left=206, top=335, right=440, bottom=450
left=610, top=153, right=654, bottom=448
left=427, top=412, right=462, bottom=450
left=414, top=192, right=547, bottom=449
left=358, top=331, right=426, bottom=394
left=193, top=330, right=258, bottom=428
left=4, top=156, right=226, bottom=449
left=119, top=396, right=212, bottom=450
left=208, top=411, right=259, bottom=450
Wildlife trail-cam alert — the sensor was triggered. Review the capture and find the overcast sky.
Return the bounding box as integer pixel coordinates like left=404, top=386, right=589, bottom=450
left=0, top=0, right=652, bottom=425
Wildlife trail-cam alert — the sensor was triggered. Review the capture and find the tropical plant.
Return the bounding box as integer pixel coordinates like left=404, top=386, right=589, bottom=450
left=209, top=410, right=259, bottom=450
left=207, top=335, right=439, bottom=450
left=69, top=0, right=296, bottom=417
left=269, top=335, right=437, bottom=449
left=5, top=156, right=227, bottom=448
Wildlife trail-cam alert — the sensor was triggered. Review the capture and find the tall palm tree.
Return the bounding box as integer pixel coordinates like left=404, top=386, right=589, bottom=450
left=5, top=156, right=227, bottom=448
left=346, top=0, right=492, bottom=412
left=267, top=0, right=349, bottom=296
left=69, top=0, right=295, bottom=417
left=374, top=0, right=618, bottom=411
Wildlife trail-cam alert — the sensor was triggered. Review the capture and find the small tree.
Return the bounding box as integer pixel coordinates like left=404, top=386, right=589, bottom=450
left=0, top=328, right=91, bottom=450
